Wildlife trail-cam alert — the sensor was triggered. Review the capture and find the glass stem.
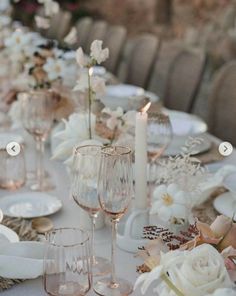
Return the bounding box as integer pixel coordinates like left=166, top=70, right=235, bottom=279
left=90, top=214, right=97, bottom=265
left=36, top=137, right=44, bottom=191
left=111, top=219, right=118, bottom=287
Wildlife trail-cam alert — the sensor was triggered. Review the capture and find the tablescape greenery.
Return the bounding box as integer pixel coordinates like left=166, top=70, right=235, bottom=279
left=134, top=214, right=236, bottom=296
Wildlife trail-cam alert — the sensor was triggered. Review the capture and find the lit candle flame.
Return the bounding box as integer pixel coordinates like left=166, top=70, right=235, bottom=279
left=141, top=102, right=151, bottom=114
left=89, top=67, right=94, bottom=76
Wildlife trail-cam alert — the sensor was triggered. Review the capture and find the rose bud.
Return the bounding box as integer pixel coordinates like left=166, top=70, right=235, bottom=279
left=210, top=215, right=232, bottom=238
left=218, top=223, right=236, bottom=251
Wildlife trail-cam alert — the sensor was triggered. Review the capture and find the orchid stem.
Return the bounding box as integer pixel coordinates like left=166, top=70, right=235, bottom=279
left=161, top=274, right=185, bottom=296
left=88, top=69, right=92, bottom=140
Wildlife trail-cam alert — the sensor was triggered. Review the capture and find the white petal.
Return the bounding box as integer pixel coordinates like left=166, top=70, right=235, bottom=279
left=150, top=200, right=163, bottom=215
left=167, top=183, right=179, bottom=196
left=170, top=204, right=187, bottom=219
left=141, top=266, right=163, bottom=295
left=158, top=206, right=172, bottom=222
left=173, top=191, right=187, bottom=204
left=153, top=185, right=168, bottom=200
left=134, top=266, right=163, bottom=295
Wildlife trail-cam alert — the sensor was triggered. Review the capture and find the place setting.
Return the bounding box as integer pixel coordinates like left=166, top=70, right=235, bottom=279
left=0, top=1, right=236, bottom=296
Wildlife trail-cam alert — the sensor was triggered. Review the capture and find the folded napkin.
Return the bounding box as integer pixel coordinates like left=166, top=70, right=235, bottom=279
left=0, top=241, right=46, bottom=279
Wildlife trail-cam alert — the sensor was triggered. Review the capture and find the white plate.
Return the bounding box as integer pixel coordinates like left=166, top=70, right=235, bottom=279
left=0, top=132, right=24, bottom=149
left=93, top=66, right=106, bottom=76
left=102, top=84, right=159, bottom=110
left=213, top=192, right=236, bottom=220
left=106, top=84, right=144, bottom=97
left=0, top=224, right=19, bottom=243
left=0, top=208, right=3, bottom=223
left=165, top=110, right=207, bottom=136
left=223, top=173, right=236, bottom=193
left=0, top=192, right=62, bottom=218
left=163, top=110, right=208, bottom=156
left=164, top=133, right=211, bottom=156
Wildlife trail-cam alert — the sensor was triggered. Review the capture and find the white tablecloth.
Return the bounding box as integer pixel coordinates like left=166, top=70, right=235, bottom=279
left=1, top=131, right=235, bottom=296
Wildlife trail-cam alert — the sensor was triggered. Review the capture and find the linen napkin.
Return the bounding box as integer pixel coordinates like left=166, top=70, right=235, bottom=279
left=0, top=241, right=46, bottom=279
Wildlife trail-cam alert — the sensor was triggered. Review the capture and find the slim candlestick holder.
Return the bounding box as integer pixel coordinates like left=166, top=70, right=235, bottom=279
left=117, top=207, right=149, bottom=253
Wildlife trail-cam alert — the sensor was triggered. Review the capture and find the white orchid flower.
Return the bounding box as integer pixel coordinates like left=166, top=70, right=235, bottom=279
left=76, top=47, right=89, bottom=68
left=150, top=183, right=189, bottom=222
left=90, top=40, right=109, bottom=64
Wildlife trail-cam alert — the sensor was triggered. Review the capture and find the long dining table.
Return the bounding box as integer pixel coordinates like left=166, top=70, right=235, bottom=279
left=1, top=129, right=235, bottom=296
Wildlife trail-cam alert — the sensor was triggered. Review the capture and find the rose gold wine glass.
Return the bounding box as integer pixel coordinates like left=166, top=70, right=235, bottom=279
left=71, top=145, right=111, bottom=278
left=44, top=228, right=91, bottom=296
left=148, top=112, right=173, bottom=183
left=94, top=146, right=134, bottom=296
left=21, top=90, right=54, bottom=191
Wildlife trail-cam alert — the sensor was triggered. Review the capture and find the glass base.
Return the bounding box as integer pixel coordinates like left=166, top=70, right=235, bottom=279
left=93, top=256, right=111, bottom=277
left=27, top=170, right=50, bottom=182
left=30, top=179, right=55, bottom=191
left=93, top=277, right=133, bottom=296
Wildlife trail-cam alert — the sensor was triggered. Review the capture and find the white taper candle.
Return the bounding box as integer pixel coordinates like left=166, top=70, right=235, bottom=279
left=135, top=102, right=151, bottom=209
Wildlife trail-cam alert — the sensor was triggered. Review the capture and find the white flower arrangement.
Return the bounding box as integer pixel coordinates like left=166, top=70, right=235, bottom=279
left=135, top=244, right=235, bottom=296
left=52, top=112, right=107, bottom=165
left=102, top=107, right=124, bottom=130
left=73, top=40, right=109, bottom=139
left=43, top=57, right=68, bottom=81
left=3, top=30, right=45, bottom=77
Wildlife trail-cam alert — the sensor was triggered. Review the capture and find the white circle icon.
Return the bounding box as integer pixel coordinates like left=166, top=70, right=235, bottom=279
left=6, top=142, right=21, bottom=156
left=218, top=142, right=233, bottom=156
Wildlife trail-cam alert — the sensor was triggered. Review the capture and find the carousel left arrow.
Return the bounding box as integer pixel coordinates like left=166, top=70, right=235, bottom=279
left=6, top=141, right=21, bottom=156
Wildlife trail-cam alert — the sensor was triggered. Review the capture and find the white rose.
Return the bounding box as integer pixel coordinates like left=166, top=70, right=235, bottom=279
left=207, top=288, right=236, bottom=296
left=162, top=244, right=233, bottom=296
left=135, top=244, right=233, bottom=296
left=90, top=40, right=109, bottom=64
